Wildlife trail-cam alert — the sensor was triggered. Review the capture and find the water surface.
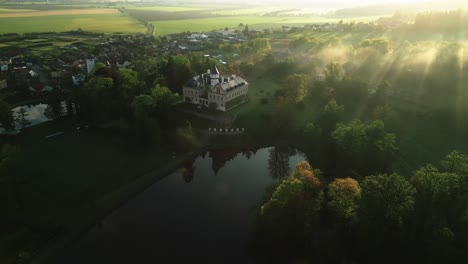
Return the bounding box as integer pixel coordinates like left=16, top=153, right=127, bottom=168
left=53, top=147, right=305, bottom=263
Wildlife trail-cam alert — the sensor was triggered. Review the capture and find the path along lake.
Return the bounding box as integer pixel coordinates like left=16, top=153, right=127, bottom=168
left=52, top=147, right=305, bottom=263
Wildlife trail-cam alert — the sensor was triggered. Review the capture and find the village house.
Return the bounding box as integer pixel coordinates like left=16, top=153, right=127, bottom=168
left=0, top=61, right=9, bottom=72
left=183, top=65, right=248, bottom=112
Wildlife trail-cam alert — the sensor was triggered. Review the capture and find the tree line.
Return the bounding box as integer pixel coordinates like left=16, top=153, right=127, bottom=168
left=253, top=155, right=468, bottom=264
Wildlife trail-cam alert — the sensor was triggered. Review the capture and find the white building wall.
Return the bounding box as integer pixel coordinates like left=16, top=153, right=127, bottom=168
left=86, top=59, right=95, bottom=74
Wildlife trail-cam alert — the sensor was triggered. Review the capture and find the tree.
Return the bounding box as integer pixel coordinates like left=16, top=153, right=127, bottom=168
left=132, top=94, right=161, bottom=144
left=328, top=178, right=361, bottom=221
left=332, top=119, right=397, bottom=173
left=115, top=68, right=147, bottom=104
left=252, top=38, right=271, bottom=52
left=439, top=151, right=468, bottom=175
left=411, top=165, right=466, bottom=228
left=355, top=174, right=416, bottom=262
left=317, top=99, right=344, bottom=134
left=303, top=122, right=322, bottom=147
left=257, top=161, right=323, bottom=254
left=131, top=85, right=178, bottom=145
left=285, top=73, right=311, bottom=104
left=150, top=84, right=179, bottom=120
left=164, top=55, right=193, bottom=94
left=359, top=38, right=391, bottom=55
left=325, top=62, right=344, bottom=84
left=243, top=24, right=249, bottom=35
left=81, top=76, right=114, bottom=122
left=359, top=174, right=415, bottom=229
left=0, top=99, right=15, bottom=131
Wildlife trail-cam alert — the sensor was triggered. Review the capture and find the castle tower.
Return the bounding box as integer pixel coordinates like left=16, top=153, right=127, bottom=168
left=210, top=64, right=220, bottom=87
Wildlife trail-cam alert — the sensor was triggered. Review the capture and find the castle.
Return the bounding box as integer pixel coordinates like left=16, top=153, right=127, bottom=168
left=182, top=65, right=248, bottom=112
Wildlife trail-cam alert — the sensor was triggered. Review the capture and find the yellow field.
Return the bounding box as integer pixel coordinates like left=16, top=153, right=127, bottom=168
left=0, top=8, right=119, bottom=18
left=0, top=8, right=37, bottom=12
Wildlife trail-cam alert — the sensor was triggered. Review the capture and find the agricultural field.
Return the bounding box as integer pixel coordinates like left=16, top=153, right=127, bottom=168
left=129, top=6, right=210, bottom=12
left=123, top=4, right=385, bottom=36
left=0, top=3, right=384, bottom=36
left=149, top=15, right=379, bottom=36
left=0, top=6, right=146, bottom=34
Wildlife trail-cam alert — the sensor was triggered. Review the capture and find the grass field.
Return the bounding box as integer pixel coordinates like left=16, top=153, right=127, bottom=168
left=0, top=13, right=146, bottom=34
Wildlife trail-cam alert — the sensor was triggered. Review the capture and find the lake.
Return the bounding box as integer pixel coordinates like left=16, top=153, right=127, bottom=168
left=52, top=147, right=305, bottom=263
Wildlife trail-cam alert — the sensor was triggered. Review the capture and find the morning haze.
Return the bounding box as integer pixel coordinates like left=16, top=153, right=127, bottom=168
left=1, top=0, right=468, bottom=264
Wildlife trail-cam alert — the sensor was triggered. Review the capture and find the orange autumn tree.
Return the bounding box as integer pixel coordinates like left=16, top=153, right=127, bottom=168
left=328, top=178, right=361, bottom=221
left=258, top=161, right=323, bottom=251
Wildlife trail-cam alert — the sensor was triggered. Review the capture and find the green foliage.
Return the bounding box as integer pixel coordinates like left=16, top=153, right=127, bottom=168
left=115, top=68, right=147, bottom=103
left=439, top=151, right=468, bottom=175
left=91, top=62, right=106, bottom=74
left=359, top=38, right=391, bottom=54
left=412, top=165, right=466, bottom=224
left=332, top=120, right=367, bottom=154
left=251, top=38, right=271, bottom=52
left=325, top=62, right=344, bottom=84
left=82, top=76, right=115, bottom=122
left=328, top=178, right=361, bottom=221
left=332, top=119, right=397, bottom=173
left=303, top=123, right=322, bottom=146
left=317, top=99, right=344, bottom=134
left=165, top=55, right=193, bottom=94
left=359, top=173, right=416, bottom=228
left=286, top=73, right=311, bottom=104
left=257, top=161, right=323, bottom=253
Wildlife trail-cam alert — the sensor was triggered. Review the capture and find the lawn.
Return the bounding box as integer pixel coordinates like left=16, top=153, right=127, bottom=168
left=0, top=13, right=146, bottom=34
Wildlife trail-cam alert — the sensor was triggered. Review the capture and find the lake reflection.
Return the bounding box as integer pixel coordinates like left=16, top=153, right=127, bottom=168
left=13, top=104, right=50, bottom=129
left=53, top=147, right=305, bottom=264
